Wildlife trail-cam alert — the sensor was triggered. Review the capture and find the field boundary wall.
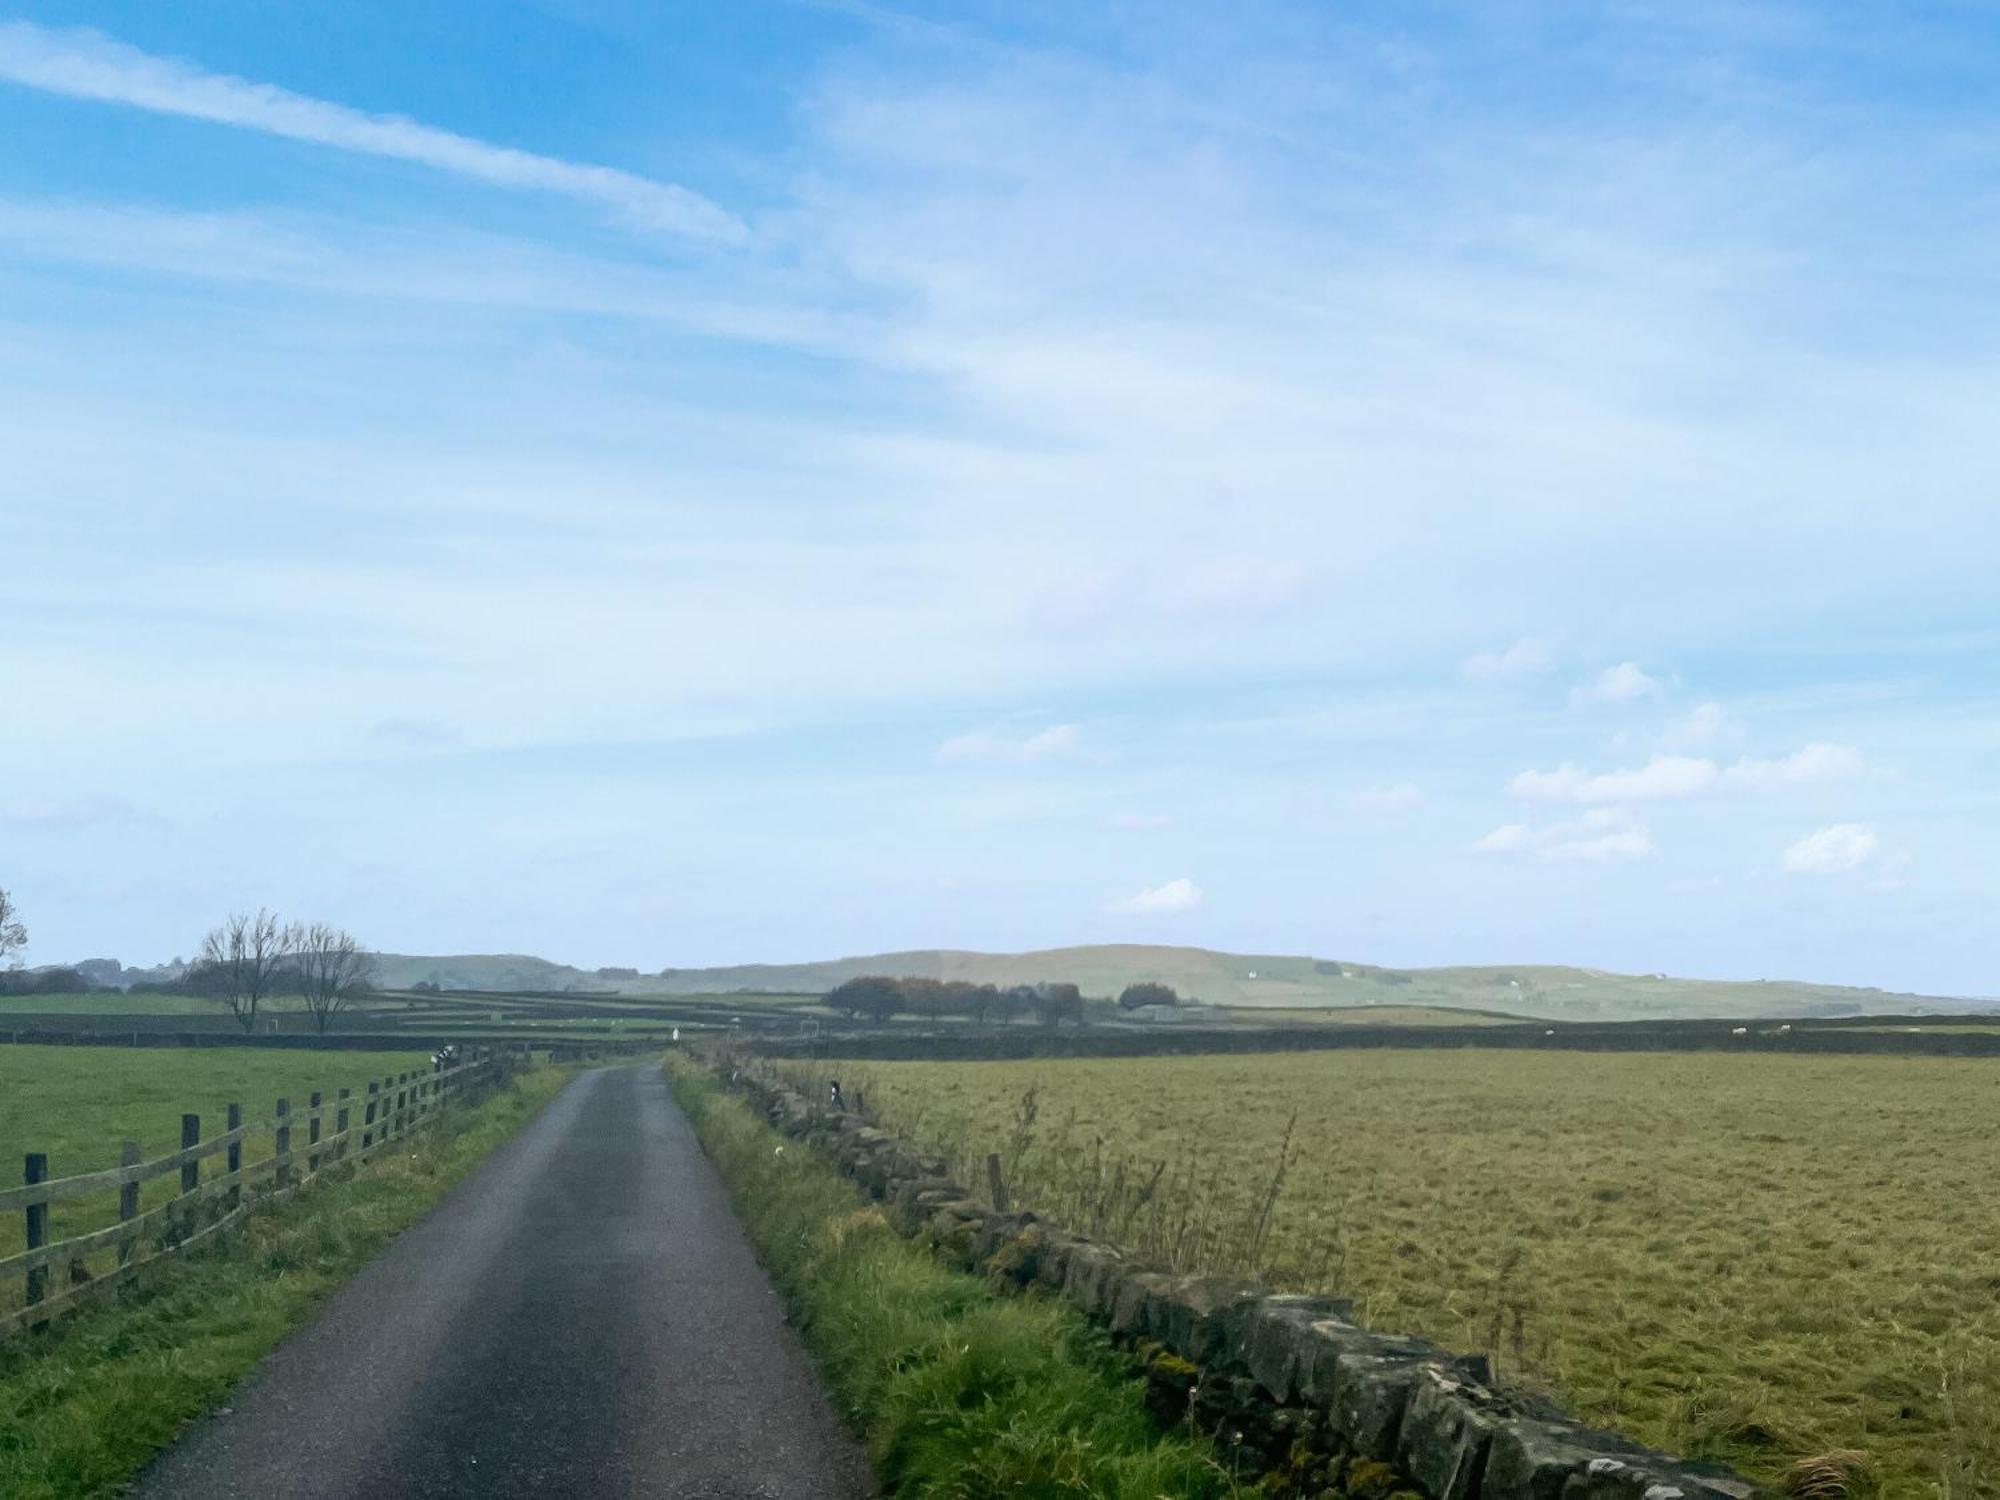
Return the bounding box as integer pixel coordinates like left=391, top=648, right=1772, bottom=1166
left=709, top=1054, right=1761, bottom=1500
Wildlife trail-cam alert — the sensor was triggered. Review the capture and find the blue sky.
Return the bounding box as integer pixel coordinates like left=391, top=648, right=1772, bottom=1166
left=3, top=2, right=1997, bottom=990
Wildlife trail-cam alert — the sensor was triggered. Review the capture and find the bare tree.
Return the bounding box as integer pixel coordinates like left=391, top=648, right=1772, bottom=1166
left=293, top=922, right=373, bottom=1034
left=0, top=887, right=24, bottom=970
left=197, top=909, right=294, bottom=1032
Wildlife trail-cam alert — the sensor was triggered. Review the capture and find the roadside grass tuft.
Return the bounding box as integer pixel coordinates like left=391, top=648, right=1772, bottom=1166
left=665, top=1057, right=1249, bottom=1499
left=0, top=1064, right=570, bottom=1500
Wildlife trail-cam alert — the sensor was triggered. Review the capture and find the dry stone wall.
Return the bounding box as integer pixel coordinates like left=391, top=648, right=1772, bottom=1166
left=716, top=1061, right=1763, bottom=1500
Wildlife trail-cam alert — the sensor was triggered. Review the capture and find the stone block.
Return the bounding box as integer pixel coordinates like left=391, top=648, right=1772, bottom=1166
left=1324, top=1340, right=1443, bottom=1460
left=1483, top=1419, right=1756, bottom=1500
left=1397, top=1367, right=1506, bottom=1500
left=1155, top=1275, right=1265, bottom=1366
left=1062, top=1241, right=1126, bottom=1318
left=1109, top=1269, right=1174, bottom=1337
left=1244, top=1295, right=1354, bottom=1402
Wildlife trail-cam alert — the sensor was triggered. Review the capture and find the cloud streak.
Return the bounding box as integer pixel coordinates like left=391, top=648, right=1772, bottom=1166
left=1474, top=809, right=1654, bottom=863
left=936, top=724, right=1080, bottom=764
left=1107, top=877, right=1203, bottom=914
left=1510, top=744, right=1866, bottom=803
left=0, top=23, right=745, bottom=243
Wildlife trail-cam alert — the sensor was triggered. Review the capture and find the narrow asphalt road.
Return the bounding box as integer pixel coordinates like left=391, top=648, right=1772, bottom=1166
left=130, top=1065, right=875, bottom=1499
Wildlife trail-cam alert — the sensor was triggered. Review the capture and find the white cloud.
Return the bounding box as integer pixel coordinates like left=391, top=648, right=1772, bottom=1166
left=1510, top=754, right=1717, bottom=802
left=1473, top=809, right=1653, bottom=862
left=1572, top=661, right=1663, bottom=705
left=1109, top=811, right=1171, bottom=830
left=1664, top=701, right=1736, bottom=749
left=1106, top=877, right=1204, bottom=915
left=1783, top=823, right=1879, bottom=875
left=1356, top=782, right=1423, bottom=811
left=1461, top=637, right=1554, bottom=682
left=0, top=23, right=744, bottom=242
left=1721, top=742, right=1867, bottom=790
left=935, top=723, right=1080, bottom=764
left=1510, top=744, right=1867, bottom=803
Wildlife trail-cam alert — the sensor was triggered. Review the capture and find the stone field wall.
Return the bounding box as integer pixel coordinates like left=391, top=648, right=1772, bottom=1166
left=712, top=1058, right=1763, bottom=1500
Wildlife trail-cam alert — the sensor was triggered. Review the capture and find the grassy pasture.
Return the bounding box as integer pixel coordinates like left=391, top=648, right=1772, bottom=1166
left=0, top=1061, right=567, bottom=1500
left=1216, top=1004, right=1515, bottom=1027
left=0, top=1046, right=432, bottom=1287
left=0, top=993, right=326, bottom=1017
left=840, top=1049, right=2000, bottom=1497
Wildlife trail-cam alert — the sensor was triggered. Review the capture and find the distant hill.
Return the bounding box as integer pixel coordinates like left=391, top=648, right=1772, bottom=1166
left=352, top=944, right=1979, bottom=1025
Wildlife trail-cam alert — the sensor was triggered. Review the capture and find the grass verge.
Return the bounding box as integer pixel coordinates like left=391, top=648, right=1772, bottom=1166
left=0, top=1062, right=571, bottom=1500
left=665, top=1056, right=1250, bottom=1499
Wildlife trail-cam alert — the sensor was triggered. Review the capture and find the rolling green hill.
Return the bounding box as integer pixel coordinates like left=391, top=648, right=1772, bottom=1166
left=359, top=945, right=1976, bottom=1024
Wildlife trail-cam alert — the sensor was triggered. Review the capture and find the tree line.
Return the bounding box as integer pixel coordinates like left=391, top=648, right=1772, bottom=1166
left=822, top=976, right=1184, bottom=1026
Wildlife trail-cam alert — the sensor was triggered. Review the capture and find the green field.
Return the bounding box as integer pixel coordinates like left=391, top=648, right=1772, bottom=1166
left=1216, top=1004, right=1516, bottom=1027
left=0, top=1046, right=433, bottom=1283
left=0, top=1060, right=566, bottom=1500
left=0, top=993, right=326, bottom=1017
left=834, top=1049, right=2000, bottom=1497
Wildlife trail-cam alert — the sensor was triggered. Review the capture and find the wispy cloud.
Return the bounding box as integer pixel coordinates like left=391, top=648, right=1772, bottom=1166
left=1663, top=701, right=1736, bottom=750
left=1106, top=876, right=1203, bottom=914
left=1572, top=661, right=1663, bottom=706
left=1474, top=809, right=1654, bottom=863
left=1109, top=811, right=1171, bottom=831
left=1510, top=743, right=1866, bottom=802
left=935, top=724, right=1080, bottom=764
left=1723, top=742, right=1867, bottom=791
left=1462, top=637, right=1555, bottom=682
left=0, top=23, right=745, bottom=243
left=1510, top=754, right=1716, bottom=802
left=1, top=796, right=158, bottom=832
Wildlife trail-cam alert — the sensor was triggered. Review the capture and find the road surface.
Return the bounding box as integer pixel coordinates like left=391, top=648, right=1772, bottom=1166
left=131, top=1064, right=874, bottom=1499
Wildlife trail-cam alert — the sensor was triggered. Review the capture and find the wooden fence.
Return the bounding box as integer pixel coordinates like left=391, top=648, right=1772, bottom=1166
left=0, top=1047, right=505, bottom=1341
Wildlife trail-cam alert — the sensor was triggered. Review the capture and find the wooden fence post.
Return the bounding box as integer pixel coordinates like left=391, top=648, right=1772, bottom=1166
left=119, top=1141, right=140, bottom=1265
left=365, top=1080, right=379, bottom=1148
left=986, top=1152, right=1009, bottom=1212
left=179, top=1114, right=200, bottom=1238
left=308, top=1092, right=323, bottom=1175
left=396, top=1073, right=409, bottom=1135
left=274, top=1098, right=291, bottom=1190
left=24, top=1153, right=47, bottom=1313
left=227, top=1103, right=243, bottom=1211
left=336, top=1088, right=351, bottom=1161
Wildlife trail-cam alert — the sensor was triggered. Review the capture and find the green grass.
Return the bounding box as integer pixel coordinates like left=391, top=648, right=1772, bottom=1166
left=0, top=1047, right=433, bottom=1278
left=1216, top=1004, right=1515, bottom=1027
left=664, top=1057, right=1252, bottom=1499
left=0, top=1061, right=569, bottom=1500
left=837, top=1049, right=2000, bottom=1499
left=0, top=993, right=329, bottom=1017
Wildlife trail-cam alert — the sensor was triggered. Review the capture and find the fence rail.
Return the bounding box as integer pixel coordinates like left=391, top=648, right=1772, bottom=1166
left=2, top=1048, right=505, bottom=1341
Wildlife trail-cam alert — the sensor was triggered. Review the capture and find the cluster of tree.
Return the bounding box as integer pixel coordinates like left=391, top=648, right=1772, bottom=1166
left=824, top=975, right=1086, bottom=1027
left=0, top=966, right=94, bottom=997
left=0, top=886, right=25, bottom=970
left=1116, top=981, right=1181, bottom=1010
left=183, top=910, right=374, bottom=1034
